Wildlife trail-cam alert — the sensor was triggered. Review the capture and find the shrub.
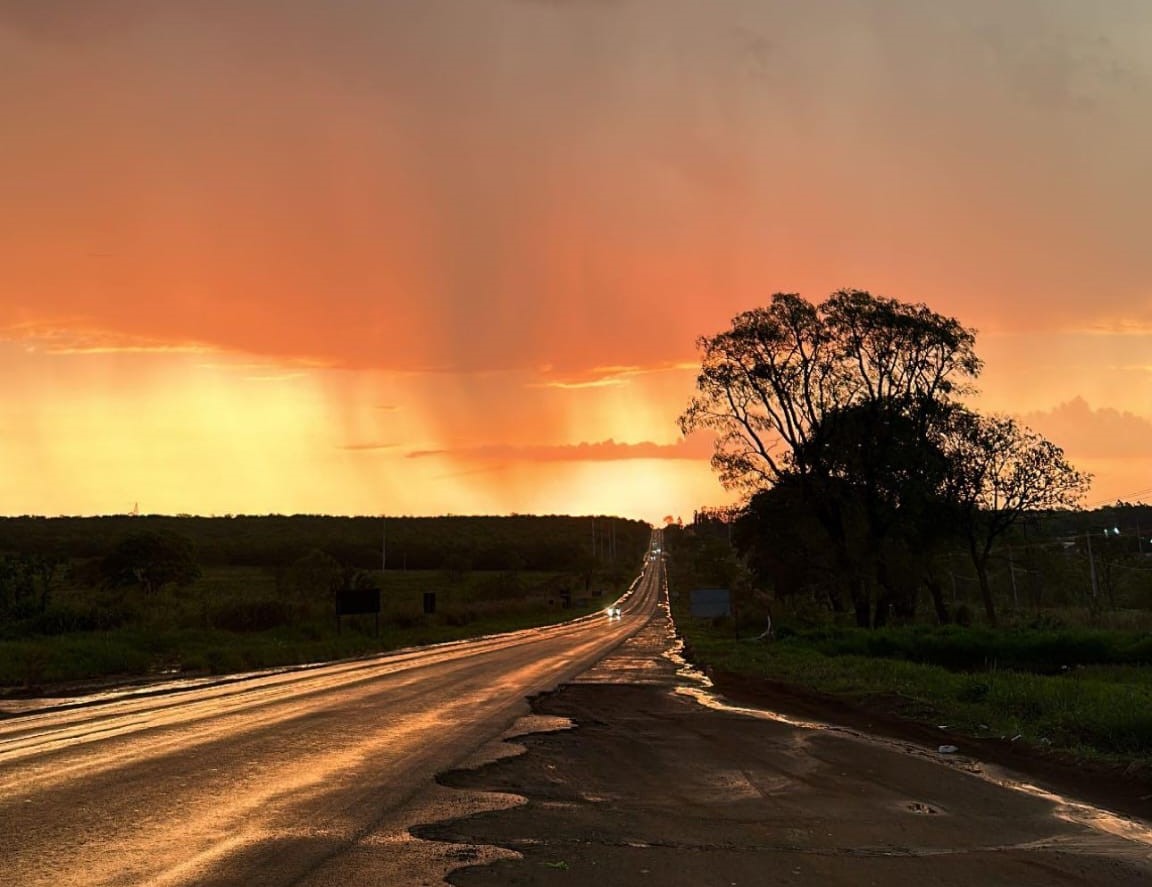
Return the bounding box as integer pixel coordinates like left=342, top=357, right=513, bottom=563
left=211, top=598, right=293, bottom=633
left=779, top=624, right=1152, bottom=673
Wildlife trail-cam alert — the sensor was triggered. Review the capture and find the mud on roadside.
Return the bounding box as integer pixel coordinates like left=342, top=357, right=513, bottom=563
left=706, top=668, right=1152, bottom=824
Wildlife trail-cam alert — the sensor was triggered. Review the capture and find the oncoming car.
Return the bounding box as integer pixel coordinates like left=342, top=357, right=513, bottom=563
left=606, top=606, right=622, bottom=619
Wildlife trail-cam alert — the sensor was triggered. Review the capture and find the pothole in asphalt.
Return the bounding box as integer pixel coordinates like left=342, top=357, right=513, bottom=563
left=404, top=707, right=581, bottom=882
left=447, top=713, right=575, bottom=775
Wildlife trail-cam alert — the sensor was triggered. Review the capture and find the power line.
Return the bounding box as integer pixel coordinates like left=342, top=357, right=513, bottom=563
left=1083, top=485, right=1152, bottom=510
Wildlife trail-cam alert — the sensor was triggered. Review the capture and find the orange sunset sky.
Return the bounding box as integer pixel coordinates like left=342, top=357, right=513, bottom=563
left=2, top=1, right=1150, bottom=524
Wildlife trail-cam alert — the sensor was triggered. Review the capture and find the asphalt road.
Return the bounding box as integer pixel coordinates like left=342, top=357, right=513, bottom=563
left=424, top=596, right=1152, bottom=886
left=0, top=561, right=662, bottom=887
left=9, top=542, right=1152, bottom=887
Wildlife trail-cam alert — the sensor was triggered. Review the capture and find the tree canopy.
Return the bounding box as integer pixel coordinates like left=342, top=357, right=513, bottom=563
left=942, top=409, right=1090, bottom=622
left=681, top=289, right=1088, bottom=627
left=679, top=290, right=981, bottom=492
left=100, top=531, right=201, bottom=596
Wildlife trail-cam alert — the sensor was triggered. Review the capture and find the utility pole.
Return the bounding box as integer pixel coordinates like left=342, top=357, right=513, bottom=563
left=1086, top=532, right=1099, bottom=601
left=1008, top=545, right=1019, bottom=609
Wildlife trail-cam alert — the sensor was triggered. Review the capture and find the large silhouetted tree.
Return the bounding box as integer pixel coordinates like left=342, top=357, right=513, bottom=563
left=798, top=398, right=960, bottom=625
left=679, top=290, right=981, bottom=492
left=734, top=475, right=856, bottom=613
left=733, top=399, right=962, bottom=626
left=682, top=289, right=1091, bottom=627
left=681, top=290, right=981, bottom=625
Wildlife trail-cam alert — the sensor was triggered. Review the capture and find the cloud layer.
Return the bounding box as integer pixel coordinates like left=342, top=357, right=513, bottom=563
left=408, top=436, right=714, bottom=462
left=1022, top=397, right=1152, bottom=460
left=2, top=2, right=1151, bottom=517
left=4, top=1, right=1151, bottom=377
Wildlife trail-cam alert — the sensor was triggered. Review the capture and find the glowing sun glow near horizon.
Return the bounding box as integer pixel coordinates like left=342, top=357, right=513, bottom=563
left=2, top=2, right=1151, bottom=523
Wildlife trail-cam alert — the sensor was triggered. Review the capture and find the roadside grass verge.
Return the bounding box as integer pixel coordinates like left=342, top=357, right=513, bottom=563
left=772, top=623, right=1152, bottom=673
left=674, top=612, right=1152, bottom=765
left=0, top=568, right=613, bottom=692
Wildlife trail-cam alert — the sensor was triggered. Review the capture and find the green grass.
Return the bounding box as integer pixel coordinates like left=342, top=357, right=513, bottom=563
left=0, top=567, right=614, bottom=691
left=770, top=623, right=1152, bottom=673
left=672, top=601, right=1152, bottom=764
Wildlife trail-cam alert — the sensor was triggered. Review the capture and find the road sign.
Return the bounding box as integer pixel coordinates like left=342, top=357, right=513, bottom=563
left=336, top=587, right=382, bottom=636
left=690, top=587, right=731, bottom=618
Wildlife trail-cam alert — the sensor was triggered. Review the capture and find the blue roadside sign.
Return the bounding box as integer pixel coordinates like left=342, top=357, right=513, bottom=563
left=690, top=587, right=731, bottom=618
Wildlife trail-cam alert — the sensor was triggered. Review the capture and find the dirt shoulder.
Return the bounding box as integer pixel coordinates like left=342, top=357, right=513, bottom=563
left=418, top=616, right=1152, bottom=886
left=706, top=668, right=1152, bottom=824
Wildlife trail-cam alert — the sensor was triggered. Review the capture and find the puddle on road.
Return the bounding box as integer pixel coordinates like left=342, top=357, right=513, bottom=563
left=449, top=714, right=575, bottom=775
left=503, top=714, right=575, bottom=740
left=361, top=788, right=525, bottom=886
left=406, top=712, right=578, bottom=883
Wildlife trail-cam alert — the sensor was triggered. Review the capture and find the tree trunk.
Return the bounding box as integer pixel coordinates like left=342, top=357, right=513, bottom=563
left=964, top=535, right=999, bottom=626
left=874, top=559, right=910, bottom=626
left=851, top=578, right=871, bottom=628
left=36, top=559, right=58, bottom=615
left=873, top=594, right=891, bottom=628
left=973, top=555, right=998, bottom=626
left=893, top=586, right=918, bottom=623
left=925, top=576, right=951, bottom=624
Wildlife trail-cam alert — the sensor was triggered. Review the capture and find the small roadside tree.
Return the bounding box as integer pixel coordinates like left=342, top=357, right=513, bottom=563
left=0, top=555, right=37, bottom=618
left=943, top=410, right=1090, bottom=625
left=279, top=548, right=344, bottom=620
left=101, top=531, right=201, bottom=596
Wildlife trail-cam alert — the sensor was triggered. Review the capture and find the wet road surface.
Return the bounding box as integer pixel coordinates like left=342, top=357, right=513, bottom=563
left=0, top=565, right=662, bottom=887
left=421, top=594, right=1152, bottom=886
left=8, top=550, right=1152, bottom=886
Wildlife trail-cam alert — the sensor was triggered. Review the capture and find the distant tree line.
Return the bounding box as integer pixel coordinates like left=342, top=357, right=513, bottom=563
left=0, top=514, right=652, bottom=628
left=0, top=514, right=649, bottom=572
left=679, top=290, right=1091, bottom=627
